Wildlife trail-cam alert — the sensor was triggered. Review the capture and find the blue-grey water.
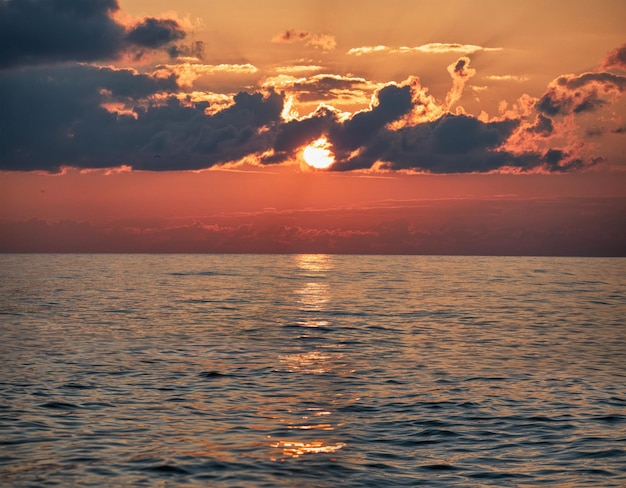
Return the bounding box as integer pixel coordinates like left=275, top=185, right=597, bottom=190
left=0, top=254, right=625, bottom=487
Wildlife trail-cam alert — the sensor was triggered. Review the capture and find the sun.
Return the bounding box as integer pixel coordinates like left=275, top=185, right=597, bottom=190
left=303, top=137, right=335, bottom=169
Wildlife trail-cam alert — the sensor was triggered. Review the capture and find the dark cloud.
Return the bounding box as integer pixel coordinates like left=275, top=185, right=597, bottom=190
left=288, top=75, right=372, bottom=103
left=0, top=0, right=187, bottom=69
left=0, top=63, right=600, bottom=174
left=267, top=82, right=585, bottom=173
left=265, top=84, right=413, bottom=164
left=130, top=91, right=283, bottom=171
left=167, top=41, right=205, bottom=60
left=272, top=29, right=310, bottom=43
left=278, top=69, right=613, bottom=174
left=331, top=84, right=414, bottom=153
left=1, top=20, right=617, bottom=178
left=541, top=150, right=597, bottom=172
left=1, top=4, right=623, bottom=175
left=262, top=75, right=375, bottom=113
left=338, top=111, right=604, bottom=173
left=446, top=56, right=475, bottom=108
left=0, top=0, right=123, bottom=67
left=452, top=58, right=469, bottom=75
left=125, top=18, right=186, bottom=49
left=135, top=90, right=283, bottom=171
left=330, top=114, right=526, bottom=173
left=263, top=79, right=581, bottom=173
left=264, top=84, right=414, bottom=165
left=430, top=115, right=512, bottom=154
left=601, top=43, right=626, bottom=71
left=267, top=106, right=339, bottom=163
left=527, top=114, right=554, bottom=136
left=537, top=72, right=626, bottom=116
left=586, top=127, right=605, bottom=137
left=0, top=65, right=282, bottom=171
left=270, top=29, right=336, bottom=51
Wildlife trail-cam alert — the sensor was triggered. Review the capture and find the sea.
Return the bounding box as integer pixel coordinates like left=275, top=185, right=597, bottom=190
left=0, top=254, right=625, bottom=487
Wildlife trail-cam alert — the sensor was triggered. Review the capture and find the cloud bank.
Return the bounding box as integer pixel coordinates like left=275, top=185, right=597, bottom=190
left=2, top=58, right=623, bottom=172
left=1, top=2, right=624, bottom=174
left=0, top=64, right=283, bottom=171
left=3, top=197, right=624, bottom=255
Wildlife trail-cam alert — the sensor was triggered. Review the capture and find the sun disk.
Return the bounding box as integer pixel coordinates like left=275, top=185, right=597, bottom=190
left=303, top=137, right=335, bottom=169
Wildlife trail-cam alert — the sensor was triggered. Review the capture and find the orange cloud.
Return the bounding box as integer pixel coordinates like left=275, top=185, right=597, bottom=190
left=262, top=73, right=378, bottom=113
left=601, top=43, right=626, bottom=71
left=273, top=65, right=324, bottom=74
left=484, top=75, right=530, bottom=82
left=345, top=45, right=388, bottom=56
left=537, top=72, right=626, bottom=116
left=271, top=29, right=336, bottom=51
left=445, top=57, right=476, bottom=109
left=155, top=62, right=258, bottom=88
left=347, top=43, right=501, bottom=56
left=307, top=34, right=337, bottom=51
left=387, top=76, right=444, bottom=128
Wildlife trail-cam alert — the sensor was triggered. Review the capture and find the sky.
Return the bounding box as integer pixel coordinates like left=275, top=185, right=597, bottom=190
left=1, top=0, right=625, bottom=254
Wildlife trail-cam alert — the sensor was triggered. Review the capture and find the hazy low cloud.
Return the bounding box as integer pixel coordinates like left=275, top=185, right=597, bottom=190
left=4, top=196, right=624, bottom=254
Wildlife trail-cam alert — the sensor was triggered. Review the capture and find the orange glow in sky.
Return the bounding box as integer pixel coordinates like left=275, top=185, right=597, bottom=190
left=1, top=0, right=625, bottom=254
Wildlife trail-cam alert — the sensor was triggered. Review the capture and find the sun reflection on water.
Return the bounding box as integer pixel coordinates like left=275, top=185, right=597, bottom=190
left=279, top=350, right=339, bottom=374
left=296, top=282, right=330, bottom=311
left=270, top=440, right=346, bottom=458
left=268, top=254, right=348, bottom=459
left=296, top=254, right=334, bottom=273
left=295, top=255, right=333, bottom=325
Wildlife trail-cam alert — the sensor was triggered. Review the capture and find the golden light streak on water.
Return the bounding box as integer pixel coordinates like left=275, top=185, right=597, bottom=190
left=270, top=440, right=346, bottom=458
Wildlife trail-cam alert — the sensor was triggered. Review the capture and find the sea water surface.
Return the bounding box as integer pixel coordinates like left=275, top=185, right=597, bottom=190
left=0, top=254, right=625, bottom=487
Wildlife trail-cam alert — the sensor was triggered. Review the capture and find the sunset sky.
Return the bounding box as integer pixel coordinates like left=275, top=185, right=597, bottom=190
left=1, top=0, right=625, bottom=254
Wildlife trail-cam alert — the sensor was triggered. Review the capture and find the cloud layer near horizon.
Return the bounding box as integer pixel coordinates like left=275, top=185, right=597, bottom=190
left=0, top=1, right=624, bottom=174
left=2, top=197, right=624, bottom=255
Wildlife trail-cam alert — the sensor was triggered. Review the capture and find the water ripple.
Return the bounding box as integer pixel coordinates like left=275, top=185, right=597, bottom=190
left=0, top=254, right=624, bottom=487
